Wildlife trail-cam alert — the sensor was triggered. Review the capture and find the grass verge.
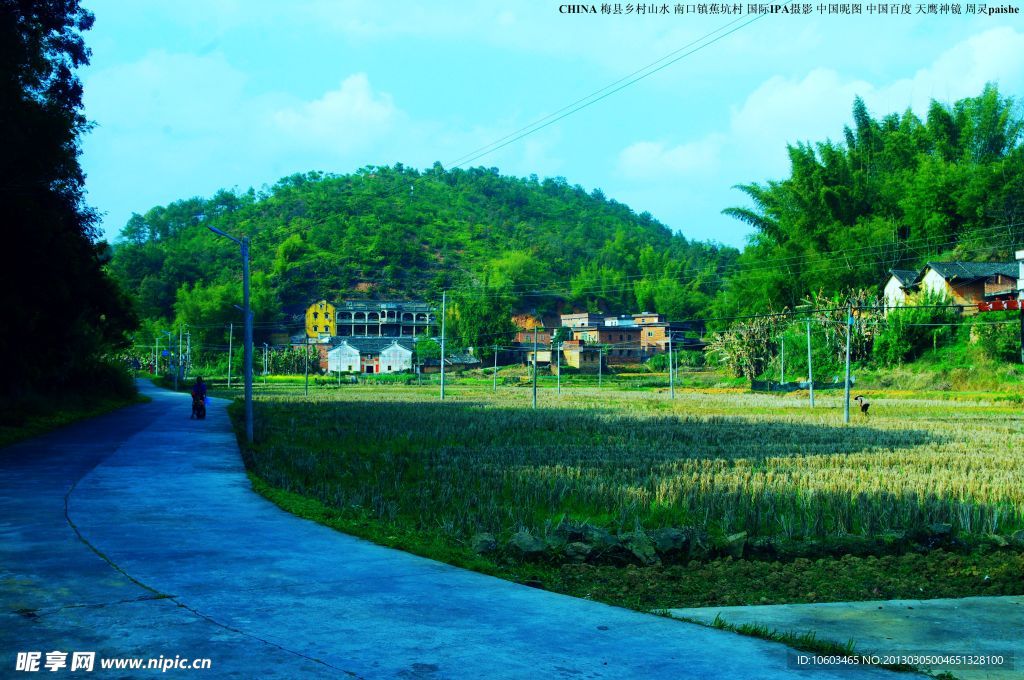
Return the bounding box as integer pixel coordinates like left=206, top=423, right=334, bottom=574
left=0, top=392, right=149, bottom=448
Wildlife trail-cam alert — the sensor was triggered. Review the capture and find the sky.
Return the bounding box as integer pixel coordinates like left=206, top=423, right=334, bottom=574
left=78, top=1, right=1024, bottom=248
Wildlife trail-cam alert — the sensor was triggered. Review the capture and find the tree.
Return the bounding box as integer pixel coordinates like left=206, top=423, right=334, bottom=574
left=448, top=284, right=517, bottom=359
left=720, top=86, right=1024, bottom=318
left=0, top=1, right=136, bottom=402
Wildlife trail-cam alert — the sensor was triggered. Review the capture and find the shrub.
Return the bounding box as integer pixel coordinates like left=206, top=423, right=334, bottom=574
left=972, top=310, right=1021, bottom=362
left=873, top=291, right=961, bottom=366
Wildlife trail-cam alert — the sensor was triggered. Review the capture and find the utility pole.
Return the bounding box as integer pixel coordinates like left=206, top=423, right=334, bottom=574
left=556, top=341, right=561, bottom=396
left=439, top=291, right=446, bottom=401
left=242, top=236, right=253, bottom=444
left=493, top=343, right=498, bottom=393
left=668, top=332, right=674, bottom=399
left=177, top=326, right=182, bottom=390
left=532, top=326, right=538, bottom=409
left=155, top=336, right=160, bottom=375
left=806, top=319, right=814, bottom=408
left=206, top=225, right=253, bottom=443
left=263, top=342, right=269, bottom=385
left=844, top=305, right=852, bottom=424
left=227, top=323, right=233, bottom=388
left=598, top=346, right=603, bottom=388
left=1016, top=249, right=1023, bottom=364
left=185, top=331, right=191, bottom=379
left=780, top=333, right=785, bottom=384
left=304, top=343, right=309, bottom=397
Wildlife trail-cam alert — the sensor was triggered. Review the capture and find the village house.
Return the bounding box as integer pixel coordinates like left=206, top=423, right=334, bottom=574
left=306, top=300, right=336, bottom=339
left=560, top=312, right=605, bottom=328
left=637, top=321, right=703, bottom=352
left=632, top=312, right=663, bottom=325
left=420, top=353, right=482, bottom=374
left=559, top=340, right=601, bottom=372
left=883, top=262, right=1018, bottom=312
left=334, top=300, right=437, bottom=338
left=572, top=326, right=643, bottom=362
left=919, top=261, right=1018, bottom=305
left=883, top=269, right=920, bottom=308
left=526, top=340, right=602, bottom=373
left=326, top=337, right=415, bottom=374
left=603, top=315, right=636, bottom=327
left=514, top=329, right=552, bottom=345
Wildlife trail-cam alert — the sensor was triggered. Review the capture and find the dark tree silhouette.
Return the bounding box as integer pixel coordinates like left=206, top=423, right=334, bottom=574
left=0, top=0, right=136, bottom=403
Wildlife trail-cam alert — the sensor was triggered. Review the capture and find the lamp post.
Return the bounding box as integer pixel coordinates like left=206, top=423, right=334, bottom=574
left=206, top=226, right=253, bottom=444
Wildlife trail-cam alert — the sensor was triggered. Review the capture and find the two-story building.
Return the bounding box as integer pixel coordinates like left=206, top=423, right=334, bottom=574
left=334, top=300, right=437, bottom=337
left=572, top=326, right=643, bottom=363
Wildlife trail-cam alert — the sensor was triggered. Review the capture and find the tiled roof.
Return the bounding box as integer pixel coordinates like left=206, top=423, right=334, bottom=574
left=336, top=300, right=433, bottom=312
left=926, top=261, right=1017, bottom=282
left=330, top=337, right=415, bottom=354
left=889, top=269, right=920, bottom=286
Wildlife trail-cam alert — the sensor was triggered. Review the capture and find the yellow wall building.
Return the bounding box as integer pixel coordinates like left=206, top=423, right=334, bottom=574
left=305, top=300, right=336, bottom=338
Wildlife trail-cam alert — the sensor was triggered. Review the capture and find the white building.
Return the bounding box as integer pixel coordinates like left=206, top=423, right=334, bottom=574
left=327, top=337, right=416, bottom=374
left=883, top=269, right=920, bottom=308
left=327, top=341, right=361, bottom=373
left=379, top=340, right=414, bottom=373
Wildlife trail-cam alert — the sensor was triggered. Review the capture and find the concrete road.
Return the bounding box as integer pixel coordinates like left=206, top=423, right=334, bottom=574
left=670, top=597, right=1022, bottom=680
left=0, top=381, right=898, bottom=678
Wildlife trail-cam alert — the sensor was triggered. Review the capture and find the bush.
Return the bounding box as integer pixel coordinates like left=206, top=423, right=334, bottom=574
left=646, top=349, right=705, bottom=371
left=973, top=310, right=1021, bottom=362
left=873, top=292, right=962, bottom=366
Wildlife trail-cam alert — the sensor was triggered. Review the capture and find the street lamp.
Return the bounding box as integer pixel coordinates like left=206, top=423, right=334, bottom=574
left=206, top=225, right=253, bottom=444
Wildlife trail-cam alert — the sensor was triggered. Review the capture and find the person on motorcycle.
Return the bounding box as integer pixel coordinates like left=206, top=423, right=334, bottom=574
left=191, top=377, right=207, bottom=420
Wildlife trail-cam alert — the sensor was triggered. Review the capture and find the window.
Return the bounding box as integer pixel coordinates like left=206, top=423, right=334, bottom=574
left=313, top=325, right=318, bottom=332
left=313, top=312, right=319, bottom=319
left=387, top=366, right=392, bottom=371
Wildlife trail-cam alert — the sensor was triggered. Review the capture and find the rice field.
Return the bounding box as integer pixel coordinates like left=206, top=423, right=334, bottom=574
left=238, top=382, right=1024, bottom=546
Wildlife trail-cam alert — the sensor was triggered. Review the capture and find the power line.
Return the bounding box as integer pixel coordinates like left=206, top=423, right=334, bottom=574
left=444, top=13, right=763, bottom=170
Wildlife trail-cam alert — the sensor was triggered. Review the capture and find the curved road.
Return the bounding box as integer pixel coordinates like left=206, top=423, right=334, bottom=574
left=0, top=381, right=897, bottom=678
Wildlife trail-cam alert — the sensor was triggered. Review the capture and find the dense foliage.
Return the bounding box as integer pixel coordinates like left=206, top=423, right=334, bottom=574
left=718, top=84, right=1024, bottom=318
left=872, top=291, right=961, bottom=366
left=110, top=84, right=1022, bottom=369
left=0, top=0, right=136, bottom=407
left=972, top=310, right=1022, bottom=362
left=109, top=165, right=738, bottom=351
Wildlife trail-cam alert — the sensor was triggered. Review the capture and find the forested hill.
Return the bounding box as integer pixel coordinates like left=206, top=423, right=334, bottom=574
left=110, top=164, right=739, bottom=332
left=111, top=85, right=1024, bottom=345
left=715, top=84, right=1024, bottom=318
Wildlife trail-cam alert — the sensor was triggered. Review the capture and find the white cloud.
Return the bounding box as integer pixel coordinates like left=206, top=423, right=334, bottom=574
left=84, top=50, right=249, bottom=137
left=871, top=26, right=1024, bottom=114
left=617, top=135, right=725, bottom=179
left=272, top=74, right=400, bottom=153
left=611, top=26, right=1024, bottom=243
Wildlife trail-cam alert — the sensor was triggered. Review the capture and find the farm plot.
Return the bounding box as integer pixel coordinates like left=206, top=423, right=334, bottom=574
left=234, top=385, right=1024, bottom=607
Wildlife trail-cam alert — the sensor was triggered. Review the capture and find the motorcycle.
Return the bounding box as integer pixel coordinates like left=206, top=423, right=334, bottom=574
left=191, top=392, right=207, bottom=420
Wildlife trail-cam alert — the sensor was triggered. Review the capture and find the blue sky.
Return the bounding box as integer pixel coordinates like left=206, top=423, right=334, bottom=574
left=79, top=1, right=1024, bottom=248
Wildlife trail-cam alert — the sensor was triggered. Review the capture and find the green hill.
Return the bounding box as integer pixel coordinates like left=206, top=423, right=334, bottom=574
left=110, top=163, right=738, bottom=347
